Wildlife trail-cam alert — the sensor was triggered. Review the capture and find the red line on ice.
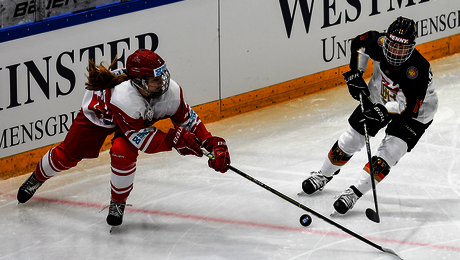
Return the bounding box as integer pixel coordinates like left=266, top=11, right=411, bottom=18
left=17, top=195, right=460, bottom=252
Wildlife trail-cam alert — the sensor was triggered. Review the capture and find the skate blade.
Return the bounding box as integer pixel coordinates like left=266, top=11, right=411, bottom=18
left=330, top=211, right=340, bottom=218
left=109, top=226, right=120, bottom=233
left=297, top=191, right=308, bottom=196
left=297, top=191, right=314, bottom=196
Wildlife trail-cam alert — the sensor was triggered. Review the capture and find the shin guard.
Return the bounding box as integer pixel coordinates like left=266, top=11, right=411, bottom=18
left=355, top=156, right=390, bottom=195
left=364, top=156, right=390, bottom=182
left=35, top=146, right=81, bottom=182
left=328, top=141, right=353, bottom=167
left=110, top=134, right=139, bottom=203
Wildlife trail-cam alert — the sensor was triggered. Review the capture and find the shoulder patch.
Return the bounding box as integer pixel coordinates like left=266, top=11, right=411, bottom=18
left=378, top=36, right=386, bottom=47
left=406, top=66, right=419, bottom=79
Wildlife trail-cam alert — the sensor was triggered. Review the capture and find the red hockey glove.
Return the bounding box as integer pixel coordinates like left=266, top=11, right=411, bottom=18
left=165, top=127, right=203, bottom=157
left=203, top=137, right=230, bottom=173
left=343, top=70, right=370, bottom=101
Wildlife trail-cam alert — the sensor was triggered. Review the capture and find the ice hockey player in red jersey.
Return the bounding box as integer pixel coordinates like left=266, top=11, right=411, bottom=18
left=17, top=49, right=231, bottom=227
left=301, top=17, right=438, bottom=215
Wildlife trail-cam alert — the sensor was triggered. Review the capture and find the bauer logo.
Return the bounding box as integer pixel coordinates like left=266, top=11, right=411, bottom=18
left=154, top=64, right=167, bottom=77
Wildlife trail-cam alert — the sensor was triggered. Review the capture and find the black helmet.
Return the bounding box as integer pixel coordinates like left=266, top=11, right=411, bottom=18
left=383, top=16, right=418, bottom=66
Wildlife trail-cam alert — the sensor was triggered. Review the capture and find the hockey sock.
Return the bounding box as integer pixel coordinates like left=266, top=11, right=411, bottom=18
left=354, top=156, right=390, bottom=195
left=321, top=141, right=353, bottom=177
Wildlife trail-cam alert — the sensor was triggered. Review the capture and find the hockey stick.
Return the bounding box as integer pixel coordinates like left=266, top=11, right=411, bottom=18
left=359, top=93, right=380, bottom=223
left=203, top=153, right=402, bottom=258
left=229, top=164, right=400, bottom=258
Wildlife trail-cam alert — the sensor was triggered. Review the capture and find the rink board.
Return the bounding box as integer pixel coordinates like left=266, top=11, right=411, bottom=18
left=1, top=0, right=460, bottom=178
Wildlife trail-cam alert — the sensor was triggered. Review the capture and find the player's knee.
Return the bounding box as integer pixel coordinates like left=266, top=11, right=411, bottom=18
left=338, top=125, right=365, bottom=155
left=53, top=146, right=80, bottom=167
left=377, top=135, right=407, bottom=166
left=111, top=136, right=138, bottom=169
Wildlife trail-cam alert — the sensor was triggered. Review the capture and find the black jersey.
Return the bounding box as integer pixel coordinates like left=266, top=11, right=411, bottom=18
left=349, top=31, right=437, bottom=124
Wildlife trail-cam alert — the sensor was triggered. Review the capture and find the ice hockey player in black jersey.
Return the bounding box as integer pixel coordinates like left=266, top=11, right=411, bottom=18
left=301, top=16, right=438, bottom=215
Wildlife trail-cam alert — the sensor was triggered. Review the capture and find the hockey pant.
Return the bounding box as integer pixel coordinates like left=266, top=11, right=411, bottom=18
left=34, top=110, right=139, bottom=203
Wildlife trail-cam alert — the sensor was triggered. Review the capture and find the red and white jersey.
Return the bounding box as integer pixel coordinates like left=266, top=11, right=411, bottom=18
left=81, top=79, right=211, bottom=153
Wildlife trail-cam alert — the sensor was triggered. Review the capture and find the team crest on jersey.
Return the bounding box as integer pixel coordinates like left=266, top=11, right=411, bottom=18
left=378, top=36, right=386, bottom=47
left=406, top=66, right=418, bottom=79
left=145, top=105, right=154, bottom=122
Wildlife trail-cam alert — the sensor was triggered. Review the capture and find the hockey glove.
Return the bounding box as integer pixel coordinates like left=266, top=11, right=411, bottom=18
left=165, top=127, right=203, bottom=157
left=203, top=137, right=230, bottom=173
left=359, top=103, right=390, bottom=124
left=343, top=70, right=370, bottom=101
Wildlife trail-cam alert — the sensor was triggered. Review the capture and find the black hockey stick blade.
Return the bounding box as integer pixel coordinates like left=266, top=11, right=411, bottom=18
left=382, top=247, right=404, bottom=260
left=366, top=208, right=380, bottom=223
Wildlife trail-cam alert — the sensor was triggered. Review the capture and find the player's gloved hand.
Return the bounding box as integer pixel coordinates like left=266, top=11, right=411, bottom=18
left=165, top=127, right=203, bottom=157
left=202, top=137, right=230, bottom=173
left=343, top=70, right=370, bottom=101
left=359, top=103, right=390, bottom=124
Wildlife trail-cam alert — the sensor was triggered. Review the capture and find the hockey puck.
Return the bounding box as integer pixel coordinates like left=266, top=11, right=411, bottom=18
left=299, top=214, right=312, bottom=227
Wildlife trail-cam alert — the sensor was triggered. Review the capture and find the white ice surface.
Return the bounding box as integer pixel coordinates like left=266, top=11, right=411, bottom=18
left=1, top=54, right=460, bottom=260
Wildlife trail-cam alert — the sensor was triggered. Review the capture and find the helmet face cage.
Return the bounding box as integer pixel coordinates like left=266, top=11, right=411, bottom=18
left=127, top=49, right=171, bottom=98
left=383, top=16, right=417, bottom=66
left=140, top=65, right=171, bottom=98
left=383, top=37, right=416, bottom=66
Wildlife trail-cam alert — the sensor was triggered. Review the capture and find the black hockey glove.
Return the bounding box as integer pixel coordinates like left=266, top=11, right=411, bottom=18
left=343, top=70, right=370, bottom=101
left=359, top=103, right=390, bottom=124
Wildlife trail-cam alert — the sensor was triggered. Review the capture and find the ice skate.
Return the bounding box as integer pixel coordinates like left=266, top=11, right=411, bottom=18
left=17, top=172, right=44, bottom=204
left=106, top=200, right=126, bottom=228
left=300, top=170, right=338, bottom=195
left=333, top=186, right=362, bottom=215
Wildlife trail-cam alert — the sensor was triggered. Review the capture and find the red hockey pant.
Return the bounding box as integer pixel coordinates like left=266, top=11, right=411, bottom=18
left=34, top=110, right=139, bottom=203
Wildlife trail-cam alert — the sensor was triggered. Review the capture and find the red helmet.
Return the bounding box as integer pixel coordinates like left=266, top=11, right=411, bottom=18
left=126, top=49, right=170, bottom=97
